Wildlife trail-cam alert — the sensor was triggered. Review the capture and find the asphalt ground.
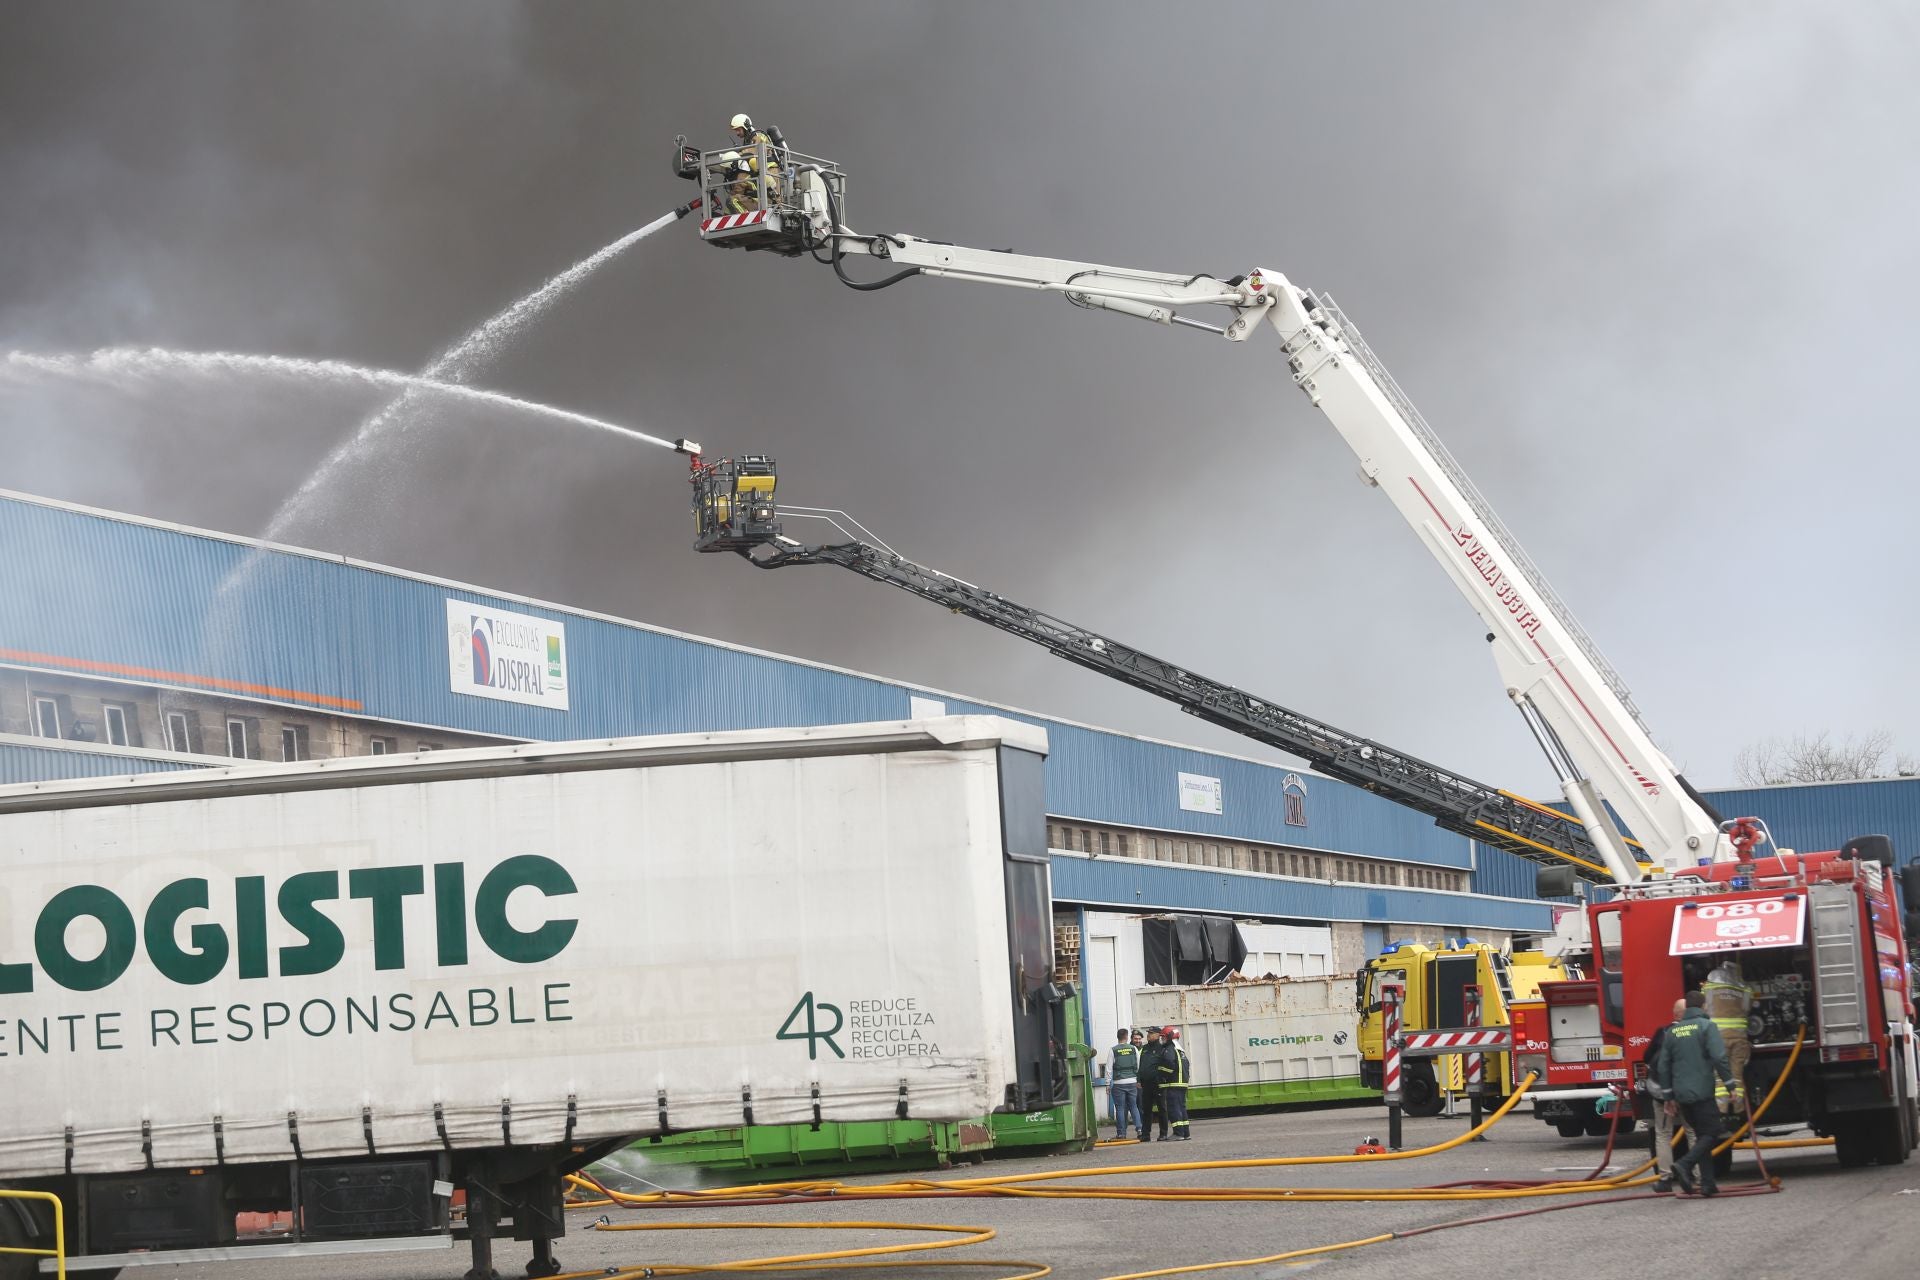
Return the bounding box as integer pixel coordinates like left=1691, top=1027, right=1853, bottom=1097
left=152, top=1103, right=1920, bottom=1280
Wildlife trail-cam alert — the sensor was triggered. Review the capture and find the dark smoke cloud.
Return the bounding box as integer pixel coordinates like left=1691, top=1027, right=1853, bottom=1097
left=3, top=0, right=1917, bottom=790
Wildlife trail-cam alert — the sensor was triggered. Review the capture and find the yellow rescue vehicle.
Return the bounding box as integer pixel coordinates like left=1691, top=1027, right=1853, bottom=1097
left=1356, top=941, right=1568, bottom=1116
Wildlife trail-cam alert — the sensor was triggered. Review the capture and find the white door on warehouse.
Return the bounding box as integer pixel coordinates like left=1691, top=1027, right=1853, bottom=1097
left=1086, top=935, right=1121, bottom=1061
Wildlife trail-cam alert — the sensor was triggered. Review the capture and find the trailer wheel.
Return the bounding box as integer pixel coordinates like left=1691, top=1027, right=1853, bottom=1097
left=1399, top=1062, right=1444, bottom=1118
left=0, top=1202, right=40, bottom=1280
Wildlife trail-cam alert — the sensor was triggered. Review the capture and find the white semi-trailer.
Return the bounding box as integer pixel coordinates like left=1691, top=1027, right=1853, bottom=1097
left=0, top=717, right=1064, bottom=1278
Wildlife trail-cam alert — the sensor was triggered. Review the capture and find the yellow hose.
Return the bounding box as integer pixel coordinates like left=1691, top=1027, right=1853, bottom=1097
left=1089, top=1029, right=1810, bottom=1280
left=556, top=1220, right=1047, bottom=1278
left=1099, top=1234, right=1397, bottom=1280
left=562, top=1038, right=1817, bottom=1280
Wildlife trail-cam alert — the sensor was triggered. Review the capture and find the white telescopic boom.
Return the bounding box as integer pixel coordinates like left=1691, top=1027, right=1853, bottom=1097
left=828, top=229, right=1724, bottom=881
left=1252, top=277, right=1724, bottom=880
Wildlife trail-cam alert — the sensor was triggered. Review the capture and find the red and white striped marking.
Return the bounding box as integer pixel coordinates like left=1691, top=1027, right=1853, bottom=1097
left=1403, top=1029, right=1511, bottom=1052
left=1382, top=983, right=1404, bottom=1103
left=701, top=210, right=770, bottom=232
left=1463, top=986, right=1485, bottom=1096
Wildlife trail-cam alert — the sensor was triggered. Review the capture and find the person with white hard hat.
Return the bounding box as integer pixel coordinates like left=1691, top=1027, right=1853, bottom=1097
left=723, top=112, right=780, bottom=213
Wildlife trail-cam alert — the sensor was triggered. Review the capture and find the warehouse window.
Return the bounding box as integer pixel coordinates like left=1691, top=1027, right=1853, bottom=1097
left=33, top=697, right=60, bottom=739
left=1114, top=833, right=1129, bottom=858
left=281, top=725, right=309, bottom=762
left=165, top=712, right=193, bottom=753
left=1098, top=831, right=1111, bottom=856
left=102, top=704, right=131, bottom=747
left=226, top=718, right=251, bottom=759
left=369, top=736, right=395, bottom=756
left=417, top=742, right=443, bottom=753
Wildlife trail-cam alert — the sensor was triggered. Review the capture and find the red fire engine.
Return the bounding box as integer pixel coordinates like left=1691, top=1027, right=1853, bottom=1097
left=1543, top=832, right=1918, bottom=1166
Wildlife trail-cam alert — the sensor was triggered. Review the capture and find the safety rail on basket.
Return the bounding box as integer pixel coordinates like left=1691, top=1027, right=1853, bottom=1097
left=678, top=136, right=847, bottom=256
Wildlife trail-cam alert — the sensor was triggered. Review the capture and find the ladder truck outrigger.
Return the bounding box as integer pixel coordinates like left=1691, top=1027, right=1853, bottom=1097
left=673, top=132, right=1919, bottom=1162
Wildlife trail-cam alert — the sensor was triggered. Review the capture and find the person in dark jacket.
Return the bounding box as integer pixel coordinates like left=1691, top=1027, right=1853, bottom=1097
left=1657, top=990, right=1737, bottom=1195
left=1644, top=996, right=1700, bottom=1192
left=1137, top=1028, right=1170, bottom=1141
left=1153, top=1026, right=1193, bottom=1140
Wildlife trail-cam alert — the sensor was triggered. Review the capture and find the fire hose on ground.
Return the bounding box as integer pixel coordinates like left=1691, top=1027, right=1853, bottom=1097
left=552, top=1029, right=1808, bottom=1279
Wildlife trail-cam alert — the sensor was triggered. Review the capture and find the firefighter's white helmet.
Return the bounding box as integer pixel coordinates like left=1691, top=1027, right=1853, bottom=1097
left=730, top=113, right=753, bottom=134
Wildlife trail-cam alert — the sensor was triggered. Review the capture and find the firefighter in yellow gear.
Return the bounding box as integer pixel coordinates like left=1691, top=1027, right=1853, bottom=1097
left=724, top=112, right=781, bottom=214
left=1702, top=958, right=1754, bottom=1111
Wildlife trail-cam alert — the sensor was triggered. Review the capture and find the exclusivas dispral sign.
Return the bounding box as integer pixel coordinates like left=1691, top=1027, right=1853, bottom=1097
left=448, top=599, right=569, bottom=709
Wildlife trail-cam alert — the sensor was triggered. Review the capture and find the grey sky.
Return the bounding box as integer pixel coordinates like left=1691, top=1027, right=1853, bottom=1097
left=3, top=1, right=1916, bottom=795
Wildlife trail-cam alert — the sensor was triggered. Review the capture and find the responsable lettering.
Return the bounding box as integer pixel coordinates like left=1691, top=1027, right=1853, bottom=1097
left=0, top=983, right=573, bottom=1059
left=0, top=855, right=578, bottom=995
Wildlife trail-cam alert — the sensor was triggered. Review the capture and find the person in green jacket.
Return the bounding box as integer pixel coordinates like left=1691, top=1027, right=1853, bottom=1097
left=1108, top=1029, right=1143, bottom=1139
left=1657, top=990, right=1737, bottom=1196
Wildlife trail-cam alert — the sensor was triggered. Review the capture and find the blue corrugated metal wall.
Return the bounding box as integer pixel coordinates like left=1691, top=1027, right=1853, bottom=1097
left=1052, top=855, right=1549, bottom=931
left=936, top=697, right=1474, bottom=867
left=1, top=495, right=910, bottom=739
left=0, top=493, right=1483, bottom=865
left=0, top=741, right=207, bottom=784
left=9, top=493, right=1917, bottom=905
left=1701, top=779, right=1920, bottom=870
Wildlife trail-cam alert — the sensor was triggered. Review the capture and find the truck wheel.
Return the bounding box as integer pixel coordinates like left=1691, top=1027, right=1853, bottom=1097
left=1400, top=1063, right=1444, bottom=1118
left=1833, top=1117, right=1873, bottom=1167
left=1554, top=1118, right=1586, bottom=1139
left=1870, top=1107, right=1909, bottom=1165
left=1580, top=1113, right=1635, bottom=1138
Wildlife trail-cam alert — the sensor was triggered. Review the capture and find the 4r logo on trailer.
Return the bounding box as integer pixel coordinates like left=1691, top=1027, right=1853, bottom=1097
left=776, top=991, right=845, bottom=1060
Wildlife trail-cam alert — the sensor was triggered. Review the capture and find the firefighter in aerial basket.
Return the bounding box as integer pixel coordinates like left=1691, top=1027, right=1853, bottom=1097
left=723, top=112, right=781, bottom=213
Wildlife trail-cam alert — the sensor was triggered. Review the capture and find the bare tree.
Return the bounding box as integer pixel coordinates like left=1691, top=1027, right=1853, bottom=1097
left=1732, top=729, right=1905, bottom=786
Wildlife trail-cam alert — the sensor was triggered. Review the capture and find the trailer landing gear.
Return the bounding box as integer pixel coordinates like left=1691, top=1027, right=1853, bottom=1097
left=527, top=1236, right=562, bottom=1278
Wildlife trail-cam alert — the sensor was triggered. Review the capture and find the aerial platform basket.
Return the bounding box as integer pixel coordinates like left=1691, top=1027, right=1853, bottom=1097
left=673, top=135, right=845, bottom=256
